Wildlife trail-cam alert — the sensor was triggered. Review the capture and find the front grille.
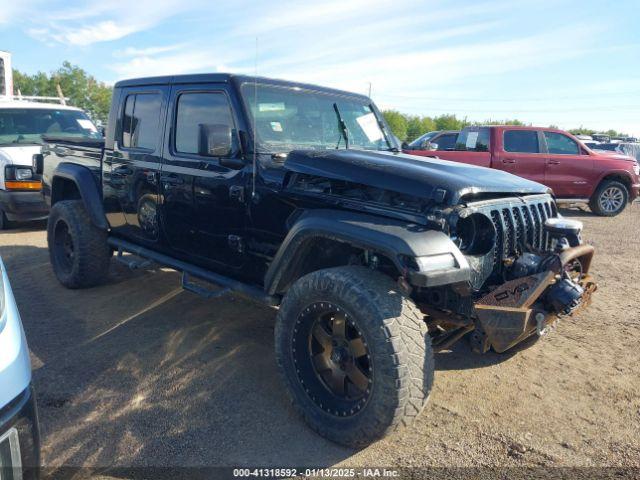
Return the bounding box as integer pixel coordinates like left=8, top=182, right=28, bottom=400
left=488, top=197, right=556, bottom=261
left=463, top=194, right=557, bottom=288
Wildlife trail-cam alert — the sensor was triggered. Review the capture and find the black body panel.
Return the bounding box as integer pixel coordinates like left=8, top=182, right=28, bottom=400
left=285, top=149, right=550, bottom=206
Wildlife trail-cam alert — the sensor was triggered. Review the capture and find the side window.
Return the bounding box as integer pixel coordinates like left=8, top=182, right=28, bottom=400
left=121, top=93, right=161, bottom=150
left=175, top=92, right=235, bottom=156
left=504, top=130, right=540, bottom=153
left=455, top=128, right=490, bottom=152
left=544, top=132, right=579, bottom=155
left=435, top=133, right=456, bottom=150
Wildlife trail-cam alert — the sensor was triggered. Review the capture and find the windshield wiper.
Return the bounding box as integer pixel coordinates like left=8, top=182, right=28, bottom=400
left=333, top=103, right=349, bottom=149
left=369, top=104, right=398, bottom=152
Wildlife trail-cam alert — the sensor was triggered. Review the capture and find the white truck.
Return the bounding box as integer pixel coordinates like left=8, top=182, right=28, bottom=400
left=0, top=51, right=101, bottom=229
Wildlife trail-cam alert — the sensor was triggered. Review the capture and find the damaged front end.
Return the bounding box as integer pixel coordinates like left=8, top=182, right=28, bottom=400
left=416, top=196, right=597, bottom=353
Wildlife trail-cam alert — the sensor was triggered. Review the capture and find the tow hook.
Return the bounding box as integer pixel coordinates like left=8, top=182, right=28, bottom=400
left=535, top=311, right=557, bottom=337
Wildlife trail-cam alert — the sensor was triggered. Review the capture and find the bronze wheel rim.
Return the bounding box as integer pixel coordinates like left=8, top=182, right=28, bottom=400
left=292, top=302, right=373, bottom=417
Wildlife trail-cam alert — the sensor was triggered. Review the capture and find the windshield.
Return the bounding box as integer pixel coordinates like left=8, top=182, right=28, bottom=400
left=0, top=108, right=101, bottom=146
left=240, top=83, right=393, bottom=153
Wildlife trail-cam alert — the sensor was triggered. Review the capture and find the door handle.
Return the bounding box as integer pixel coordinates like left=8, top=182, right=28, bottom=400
left=548, top=160, right=561, bottom=165
left=160, top=174, right=184, bottom=185
left=502, top=158, right=517, bottom=164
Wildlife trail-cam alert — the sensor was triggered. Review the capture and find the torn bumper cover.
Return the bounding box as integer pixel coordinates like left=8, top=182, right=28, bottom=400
left=474, top=244, right=596, bottom=353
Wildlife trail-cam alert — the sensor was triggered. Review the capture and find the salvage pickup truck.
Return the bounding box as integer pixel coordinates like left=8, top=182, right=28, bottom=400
left=37, top=74, right=596, bottom=447
left=407, top=125, right=640, bottom=216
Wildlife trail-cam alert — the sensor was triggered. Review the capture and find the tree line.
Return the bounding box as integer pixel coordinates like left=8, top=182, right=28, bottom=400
left=11, top=62, right=631, bottom=140
left=13, top=62, right=112, bottom=124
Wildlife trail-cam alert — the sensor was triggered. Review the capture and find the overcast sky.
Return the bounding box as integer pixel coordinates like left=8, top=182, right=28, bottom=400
left=2, top=0, right=639, bottom=135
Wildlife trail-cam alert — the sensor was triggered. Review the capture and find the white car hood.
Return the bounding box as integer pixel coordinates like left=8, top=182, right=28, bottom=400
left=0, top=144, right=42, bottom=167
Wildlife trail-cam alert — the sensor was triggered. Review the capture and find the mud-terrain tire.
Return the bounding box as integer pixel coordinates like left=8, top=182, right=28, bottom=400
left=47, top=200, right=110, bottom=288
left=589, top=179, right=628, bottom=216
left=275, top=266, right=433, bottom=447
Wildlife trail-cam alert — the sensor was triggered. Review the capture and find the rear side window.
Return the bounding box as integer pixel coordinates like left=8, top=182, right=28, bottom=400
left=504, top=130, right=540, bottom=153
left=544, top=132, right=579, bottom=155
left=175, top=92, right=235, bottom=155
left=455, top=128, right=490, bottom=152
left=121, top=93, right=161, bottom=150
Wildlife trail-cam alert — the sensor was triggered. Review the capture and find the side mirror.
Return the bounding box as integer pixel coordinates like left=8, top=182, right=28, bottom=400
left=100, top=126, right=106, bottom=137
left=32, top=153, right=44, bottom=175
left=198, top=123, right=233, bottom=157
left=427, top=142, right=439, bottom=151
left=401, top=141, right=410, bottom=150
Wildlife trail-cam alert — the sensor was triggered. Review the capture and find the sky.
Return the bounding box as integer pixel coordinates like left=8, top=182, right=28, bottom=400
left=1, top=0, right=639, bottom=135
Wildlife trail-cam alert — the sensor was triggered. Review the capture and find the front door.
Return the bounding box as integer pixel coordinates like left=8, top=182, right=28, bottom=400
left=107, top=86, right=169, bottom=242
left=160, top=84, right=247, bottom=270
left=495, top=129, right=546, bottom=184
left=542, top=131, right=594, bottom=198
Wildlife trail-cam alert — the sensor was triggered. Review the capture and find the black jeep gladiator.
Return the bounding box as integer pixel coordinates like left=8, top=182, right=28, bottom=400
left=37, top=74, right=596, bottom=447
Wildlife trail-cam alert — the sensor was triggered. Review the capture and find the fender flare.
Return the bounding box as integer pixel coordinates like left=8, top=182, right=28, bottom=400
left=264, top=209, right=470, bottom=295
left=51, top=163, right=109, bottom=230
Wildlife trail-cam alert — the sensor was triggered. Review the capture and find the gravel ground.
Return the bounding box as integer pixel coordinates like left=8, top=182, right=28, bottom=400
left=1, top=204, right=638, bottom=476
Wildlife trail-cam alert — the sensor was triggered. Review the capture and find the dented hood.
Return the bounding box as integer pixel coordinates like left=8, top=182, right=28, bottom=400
left=284, top=149, right=550, bottom=205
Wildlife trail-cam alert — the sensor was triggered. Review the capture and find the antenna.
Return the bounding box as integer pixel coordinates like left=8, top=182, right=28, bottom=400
left=251, top=37, right=258, bottom=199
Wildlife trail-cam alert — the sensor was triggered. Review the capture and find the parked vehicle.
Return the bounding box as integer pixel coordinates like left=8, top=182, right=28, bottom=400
left=404, top=130, right=459, bottom=152
left=0, top=51, right=101, bottom=229
left=39, top=74, right=596, bottom=447
left=0, top=256, right=40, bottom=479
left=592, top=142, right=640, bottom=162
left=407, top=126, right=640, bottom=216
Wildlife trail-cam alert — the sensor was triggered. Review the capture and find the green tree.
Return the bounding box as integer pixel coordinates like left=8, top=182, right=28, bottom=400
left=433, top=114, right=467, bottom=131
left=382, top=110, right=408, bottom=141
left=13, top=61, right=112, bottom=124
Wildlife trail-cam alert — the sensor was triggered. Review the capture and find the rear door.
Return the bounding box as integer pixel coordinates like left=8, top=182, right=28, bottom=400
left=107, top=86, right=169, bottom=242
left=160, top=84, right=247, bottom=269
left=495, top=129, right=546, bottom=184
left=542, top=131, right=594, bottom=198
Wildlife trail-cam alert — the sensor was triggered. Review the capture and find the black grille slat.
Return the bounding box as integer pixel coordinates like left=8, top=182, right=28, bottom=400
left=520, top=206, right=534, bottom=248
left=512, top=207, right=525, bottom=252
left=501, top=209, right=515, bottom=256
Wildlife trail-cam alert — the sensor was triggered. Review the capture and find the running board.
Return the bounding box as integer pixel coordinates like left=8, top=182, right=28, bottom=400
left=107, top=237, right=280, bottom=306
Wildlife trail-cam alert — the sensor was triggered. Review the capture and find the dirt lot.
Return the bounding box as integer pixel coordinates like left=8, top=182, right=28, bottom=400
left=1, top=205, right=638, bottom=474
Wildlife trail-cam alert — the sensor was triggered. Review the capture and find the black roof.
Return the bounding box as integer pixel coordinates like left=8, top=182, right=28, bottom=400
left=114, top=73, right=370, bottom=100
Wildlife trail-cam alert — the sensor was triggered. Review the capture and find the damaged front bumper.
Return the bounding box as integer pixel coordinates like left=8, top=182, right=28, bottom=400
left=472, top=244, right=596, bottom=353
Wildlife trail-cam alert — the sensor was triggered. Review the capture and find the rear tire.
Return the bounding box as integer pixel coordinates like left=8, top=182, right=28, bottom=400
left=275, top=266, right=433, bottom=447
left=47, top=200, right=110, bottom=288
left=589, top=180, right=628, bottom=216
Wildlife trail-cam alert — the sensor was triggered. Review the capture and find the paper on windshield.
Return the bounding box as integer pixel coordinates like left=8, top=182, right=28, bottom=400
left=356, top=113, right=383, bottom=142
left=465, top=131, right=478, bottom=149
left=76, top=119, right=97, bottom=132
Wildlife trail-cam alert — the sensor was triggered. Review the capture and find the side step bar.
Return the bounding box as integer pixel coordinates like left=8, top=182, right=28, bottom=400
left=107, top=237, right=280, bottom=307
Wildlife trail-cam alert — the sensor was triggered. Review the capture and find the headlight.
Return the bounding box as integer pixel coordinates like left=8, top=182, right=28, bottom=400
left=633, top=162, right=639, bottom=176
left=454, top=212, right=496, bottom=256
left=15, top=168, right=33, bottom=180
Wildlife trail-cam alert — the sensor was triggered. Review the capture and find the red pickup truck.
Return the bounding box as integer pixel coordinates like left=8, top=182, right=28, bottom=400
left=406, top=125, right=640, bottom=216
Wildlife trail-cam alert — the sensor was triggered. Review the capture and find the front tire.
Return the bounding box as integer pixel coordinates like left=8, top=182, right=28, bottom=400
left=589, top=180, right=628, bottom=216
left=47, top=200, right=111, bottom=288
left=275, top=266, right=433, bottom=447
